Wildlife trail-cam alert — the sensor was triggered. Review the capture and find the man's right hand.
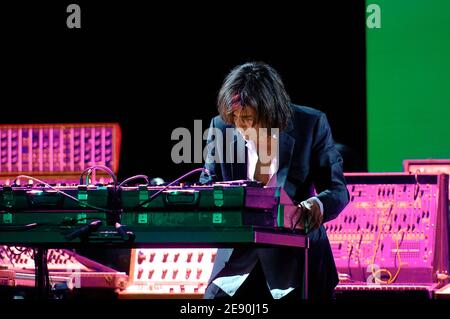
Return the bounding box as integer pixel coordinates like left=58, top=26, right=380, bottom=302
left=292, top=198, right=323, bottom=233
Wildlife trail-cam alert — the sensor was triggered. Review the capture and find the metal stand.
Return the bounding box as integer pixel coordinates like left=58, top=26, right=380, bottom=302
left=34, top=248, right=50, bottom=299
left=253, top=229, right=309, bottom=299
left=303, top=238, right=309, bottom=299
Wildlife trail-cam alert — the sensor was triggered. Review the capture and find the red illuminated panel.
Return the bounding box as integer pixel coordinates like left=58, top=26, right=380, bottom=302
left=0, top=123, right=121, bottom=176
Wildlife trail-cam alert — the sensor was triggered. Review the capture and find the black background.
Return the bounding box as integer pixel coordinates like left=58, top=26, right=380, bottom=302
left=3, top=1, right=367, bottom=182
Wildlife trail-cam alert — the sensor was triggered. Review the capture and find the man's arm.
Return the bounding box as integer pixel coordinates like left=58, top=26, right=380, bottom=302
left=311, top=113, right=350, bottom=223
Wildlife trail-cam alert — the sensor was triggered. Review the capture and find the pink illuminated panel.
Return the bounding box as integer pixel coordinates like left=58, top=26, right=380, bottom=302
left=0, top=246, right=128, bottom=289
left=327, top=173, right=448, bottom=285
left=0, top=123, right=121, bottom=184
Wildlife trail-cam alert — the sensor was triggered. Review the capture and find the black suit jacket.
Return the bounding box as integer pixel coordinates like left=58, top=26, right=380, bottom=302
left=200, top=104, right=349, bottom=299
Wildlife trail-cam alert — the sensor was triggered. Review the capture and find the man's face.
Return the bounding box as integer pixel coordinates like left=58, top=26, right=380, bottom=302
left=232, top=106, right=259, bottom=141
left=232, top=106, right=257, bottom=132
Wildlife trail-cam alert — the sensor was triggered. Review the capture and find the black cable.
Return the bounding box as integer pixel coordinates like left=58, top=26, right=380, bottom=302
left=357, top=234, right=364, bottom=282
left=0, top=223, right=38, bottom=231
left=292, top=203, right=311, bottom=233
left=118, top=175, right=150, bottom=187
left=65, top=220, right=103, bottom=241
left=60, top=216, right=107, bottom=226
left=347, top=245, right=354, bottom=280
left=413, top=172, right=421, bottom=200
left=292, top=208, right=303, bottom=231
left=79, top=165, right=118, bottom=188
left=135, top=168, right=208, bottom=209
left=13, top=175, right=114, bottom=213
left=394, top=231, right=406, bottom=271
left=0, top=215, right=107, bottom=231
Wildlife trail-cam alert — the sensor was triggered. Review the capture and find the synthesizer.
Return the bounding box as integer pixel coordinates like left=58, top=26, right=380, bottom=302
left=122, top=173, right=450, bottom=298
left=0, top=182, right=303, bottom=247
left=326, top=173, right=449, bottom=295
left=0, top=180, right=308, bottom=298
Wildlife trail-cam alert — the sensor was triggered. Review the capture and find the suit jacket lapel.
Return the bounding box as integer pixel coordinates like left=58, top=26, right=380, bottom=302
left=276, top=127, right=295, bottom=188
left=229, top=129, right=247, bottom=180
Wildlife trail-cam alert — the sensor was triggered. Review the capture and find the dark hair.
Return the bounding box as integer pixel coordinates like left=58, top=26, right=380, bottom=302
left=217, top=62, right=292, bottom=130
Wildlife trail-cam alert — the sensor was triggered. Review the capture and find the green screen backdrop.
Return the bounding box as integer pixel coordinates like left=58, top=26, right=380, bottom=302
left=367, top=0, right=450, bottom=171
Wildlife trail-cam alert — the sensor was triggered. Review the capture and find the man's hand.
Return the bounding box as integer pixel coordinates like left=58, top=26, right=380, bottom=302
left=293, top=198, right=323, bottom=233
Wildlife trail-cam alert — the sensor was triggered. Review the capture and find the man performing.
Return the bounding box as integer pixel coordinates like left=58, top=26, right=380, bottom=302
left=200, top=62, right=349, bottom=300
